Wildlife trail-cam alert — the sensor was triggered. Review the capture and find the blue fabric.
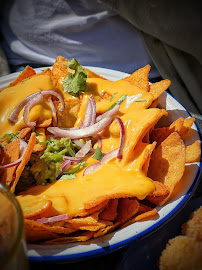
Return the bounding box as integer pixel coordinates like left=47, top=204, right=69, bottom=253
left=0, top=0, right=159, bottom=78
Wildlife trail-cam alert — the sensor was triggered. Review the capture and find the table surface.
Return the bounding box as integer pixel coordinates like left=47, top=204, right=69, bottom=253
left=30, top=114, right=202, bottom=270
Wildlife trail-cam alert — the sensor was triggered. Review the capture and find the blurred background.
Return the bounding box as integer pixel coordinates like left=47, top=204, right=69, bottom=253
left=0, top=0, right=202, bottom=114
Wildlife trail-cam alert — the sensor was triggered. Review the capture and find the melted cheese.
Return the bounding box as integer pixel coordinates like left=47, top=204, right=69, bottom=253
left=0, top=75, right=56, bottom=138
left=17, top=153, right=154, bottom=218
left=0, top=73, right=160, bottom=218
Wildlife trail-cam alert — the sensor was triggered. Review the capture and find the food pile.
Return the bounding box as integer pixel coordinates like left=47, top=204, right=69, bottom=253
left=0, top=56, right=200, bottom=244
left=159, top=206, right=202, bottom=270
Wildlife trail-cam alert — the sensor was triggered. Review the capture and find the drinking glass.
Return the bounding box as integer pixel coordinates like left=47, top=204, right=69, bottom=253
left=0, top=183, right=29, bottom=270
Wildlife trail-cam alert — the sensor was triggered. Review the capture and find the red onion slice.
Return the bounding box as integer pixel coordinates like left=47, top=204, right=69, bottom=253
left=48, top=96, right=57, bottom=126
left=115, top=117, right=125, bottom=160
left=83, top=162, right=102, bottom=176
left=61, top=160, right=71, bottom=172
left=90, top=97, right=97, bottom=125
left=72, top=140, right=84, bottom=148
left=8, top=93, right=39, bottom=123
left=83, top=96, right=96, bottom=128
left=94, top=134, right=102, bottom=149
left=100, top=148, right=119, bottom=163
left=0, top=139, right=28, bottom=169
left=63, top=156, right=81, bottom=162
left=36, top=214, right=69, bottom=224
left=23, top=93, right=43, bottom=126
left=8, top=90, right=65, bottom=124
left=83, top=97, right=93, bottom=128
left=83, top=148, right=119, bottom=176
left=40, top=90, right=65, bottom=112
left=96, top=104, right=120, bottom=122
left=75, top=140, right=91, bottom=158
left=47, top=116, right=113, bottom=139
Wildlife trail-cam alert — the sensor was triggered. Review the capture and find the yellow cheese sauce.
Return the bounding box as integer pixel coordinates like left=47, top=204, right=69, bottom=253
left=17, top=151, right=155, bottom=218
left=0, top=73, right=161, bottom=218
left=0, top=75, right=56, bottom=138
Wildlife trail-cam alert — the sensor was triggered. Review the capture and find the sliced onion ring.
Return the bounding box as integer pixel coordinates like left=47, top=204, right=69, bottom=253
left=83, top=96, right=96, bottom=128
left=115, top=117, right=125, bottom=160
left=8, top=90, right=65, bottom=124
left=75, top=140, right=91, bottom=158
left=83, top=162, right=102, bottom=176
left=72, top=140, right=84, bottom=148
left=63, top=156, right=81, bottom=162
left=101, top=148, right=119, bottom=163
left=47, top=116, right=113, bottom=139
left=83, top=148, right=118, bottom=176
left=48, top=96, right=57, bottom=126
left=8, top=92, right=39, bottom=123
left=36, top=214, right=69, bottom=224
left=23, top=93, right=43, bottom=126
left=96, top=104, right=120, bottom=122
left=40, top=90, right=65, bottom=112
left=93, top=134, right=102, bottom=149
left=61, top=160, right=71, bottom=172
left=0, top=139, right=28, bottom=169
left=90, top=96, right=97, bottom=125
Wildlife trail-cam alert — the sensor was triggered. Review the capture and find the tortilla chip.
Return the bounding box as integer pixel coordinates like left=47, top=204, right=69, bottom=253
left=148, top=132, right=186, bottom=205
left=26, top=219, right=77, bottom=234
left=149, top=79, right=171, bottom=100
left=150, top=118, right=183, bottom=147
left=23, top=199, right=53, bottom=219
left=123, top=65, right=150, bottom=91
left=116, top=198, right=139, bottom=224
left=36, top=68, right=58, bottom=85
left=141, top=142, right=157, bottom=174
left=81, top=199, right=110, bottom=216
left=25, top=220, right=60, bottom=243
left=9, top=66, right=36, bottom=87
left=93, top=223, right=118, bottom=238
left=65, top=212, right=100, bottom=227
left=84, top=193, right=131, bottom=210
left=52, top=56, right=70, bottom=80
left=120, top=204, right=157, bottom=228
left=134, top=208, right=158, bottom=222
left=79, top=222, right=109, bottom=232
left=10, top=133, right=36, bottom=193
left=18, top=126, right=33, bottom=139
left=43, top=231, right=95, bottom=244
left=52, top=56, right=108, bottom=82
left=36, top=118, right=52, bottom=128
left=99, top=199, right=118, bottom=221
left=146, top=181, right=170, bottom=206
left=180, top=117, right=195, bottom=139
left=25, top=219, right=77, bottom=243
left=150, top=117, right=195, bottom=147
left=149, top=98, right=159, bottom=108
left=0, top=139, right=20, bottom=186
left=148, top=181, right=170, bottom=197
left=123, top=109, right=167, bottom=163
left=185, top=140, right=201, bottom=163
left=33, top=143, right=46, bottom=153
left=137, top=204, right=154, bottom=215
left=142, top=132, right=150, bottom=144
left=54, top=99, right=81, bottom=128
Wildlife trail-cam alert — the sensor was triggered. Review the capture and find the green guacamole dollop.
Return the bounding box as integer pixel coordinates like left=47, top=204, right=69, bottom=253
left=31, top=137, right=75, bottom=185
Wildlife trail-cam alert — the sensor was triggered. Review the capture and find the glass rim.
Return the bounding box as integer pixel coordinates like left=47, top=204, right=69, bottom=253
left=0, top=183, right=25, bottom=267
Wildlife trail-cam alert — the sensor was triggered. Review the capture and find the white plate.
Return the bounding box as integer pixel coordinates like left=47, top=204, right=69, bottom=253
left=1, top=67, right=201, bottom=263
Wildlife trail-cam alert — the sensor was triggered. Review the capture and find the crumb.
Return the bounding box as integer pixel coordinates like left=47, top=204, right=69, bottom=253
left=182, top=206, right=202, bottom=241
left=159, top=235, right=202, bottom=270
